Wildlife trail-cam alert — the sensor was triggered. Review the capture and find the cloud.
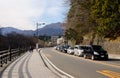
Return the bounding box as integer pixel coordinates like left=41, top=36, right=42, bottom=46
left=0, top=0, right=45, bottom=30
left=45, top=0, right=66, bottom=16
left=0, top=0, right=69, bottom=30
left=47, top=7, right=60, bottom=17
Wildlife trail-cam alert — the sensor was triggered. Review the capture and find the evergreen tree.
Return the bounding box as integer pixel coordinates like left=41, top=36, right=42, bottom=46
left=65, top=0, right=92, bottom=44
left=91, top=0, right=120, bottom=39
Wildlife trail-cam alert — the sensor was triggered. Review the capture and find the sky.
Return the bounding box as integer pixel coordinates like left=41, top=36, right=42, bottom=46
left=0, top=0, right=69, bottom=30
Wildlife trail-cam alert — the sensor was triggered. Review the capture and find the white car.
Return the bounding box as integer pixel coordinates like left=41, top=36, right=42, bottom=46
left=67, top=47, right=74, bottom=54
left=74, top=45, right=84, bottom=56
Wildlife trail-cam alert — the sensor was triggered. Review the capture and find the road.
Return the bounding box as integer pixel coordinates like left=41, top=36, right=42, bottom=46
left=42, top=48, right=120, bottom=78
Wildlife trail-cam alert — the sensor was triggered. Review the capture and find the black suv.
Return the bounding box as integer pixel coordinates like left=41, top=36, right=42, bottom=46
left=83, top=45, right=108, bottom=60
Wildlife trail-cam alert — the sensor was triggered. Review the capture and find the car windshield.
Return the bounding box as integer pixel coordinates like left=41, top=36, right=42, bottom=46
left=80, top=46, right=85, bottom=49
left=92, top=46, right=105, bottom=52
left=63, top=45, right=69, bottom=48
left=70, top=47, right=74, bottom=49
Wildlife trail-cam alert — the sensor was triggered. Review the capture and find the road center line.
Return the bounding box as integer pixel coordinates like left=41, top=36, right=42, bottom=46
left=97, top=70, right=120, bottom=78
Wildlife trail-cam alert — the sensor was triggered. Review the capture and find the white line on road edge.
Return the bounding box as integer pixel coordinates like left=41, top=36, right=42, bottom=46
left=40, top=50, right=75, bottom=78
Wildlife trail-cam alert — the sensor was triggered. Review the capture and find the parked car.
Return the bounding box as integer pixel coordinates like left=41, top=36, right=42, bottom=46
left=74, top=45, right=85, bottom=56
left=59, top=45, right=64, bottom=52
left=55, top=45, right=60, bottom=50
left=59, top=45, right=70, bottom=53
left=83, top=45, right=108, bottom=60
left=54, top=46, right=57, bottom=49
left=67, top=47, right=74, bottom=54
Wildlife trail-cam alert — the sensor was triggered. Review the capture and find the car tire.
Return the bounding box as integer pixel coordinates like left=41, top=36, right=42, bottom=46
left=91, top=55, right=95, bottom=60
left=104, top=57, right=108, bottom=60
left=78, top=52, right=80, bottom=57
left=74, top=53, right=76, bottom=56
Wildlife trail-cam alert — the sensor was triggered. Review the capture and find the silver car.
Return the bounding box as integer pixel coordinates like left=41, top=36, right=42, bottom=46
left=67, top=47, right=74, bottom=54
left=74, top=45, right=85, bottom=56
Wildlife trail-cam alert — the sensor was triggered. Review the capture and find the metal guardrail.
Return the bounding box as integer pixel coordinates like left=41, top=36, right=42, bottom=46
left=0, top=48, right=27, bottom=67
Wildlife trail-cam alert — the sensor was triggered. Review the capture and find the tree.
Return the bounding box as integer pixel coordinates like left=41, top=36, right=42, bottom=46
left=0, top=28, right=2, bottom=35
left=65, top=0, right=92, bottom=44
left=90, top=0, right=120, bottom=39
left=64, top=28, right=83, bottom=44
left=0, top=32, right=37, bottom=50
left=64, top=0, right=120, bottom=46
left=0, top=35, right=8, bottom=50
left=64, top=28, right=77, bottom=40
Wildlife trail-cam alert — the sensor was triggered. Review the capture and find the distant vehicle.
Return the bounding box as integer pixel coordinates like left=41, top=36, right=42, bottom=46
left=59, top=45, right=70, bottom=53
left=59, top=45, right=64, bottom=52
left=74, top=45, right=85, bottom=56
left=54, top=46, right=57, bottom=49
left=67, top=47, right=74, bottom=54
left=83, top=45, right=108, bottom=60
left=55, top=45, right=61, bottom=50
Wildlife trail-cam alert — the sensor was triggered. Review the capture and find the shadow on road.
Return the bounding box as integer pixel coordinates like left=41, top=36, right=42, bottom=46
left=108, top=58, right=120, bottom=61
left=96, top=58, right=120, bottom=62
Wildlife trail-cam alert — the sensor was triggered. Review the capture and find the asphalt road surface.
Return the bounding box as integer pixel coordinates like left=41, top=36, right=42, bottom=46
left=42, top=48, right=120, bottom=78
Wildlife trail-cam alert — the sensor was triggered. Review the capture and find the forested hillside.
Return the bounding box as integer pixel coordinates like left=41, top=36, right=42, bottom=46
left=0, top=33, right=37, bottom=51
left=64, top=0, right=120, bottom=54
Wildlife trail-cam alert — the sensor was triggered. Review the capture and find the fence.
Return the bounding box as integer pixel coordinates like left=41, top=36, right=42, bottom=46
left=0, top=48, right=27, bottom=67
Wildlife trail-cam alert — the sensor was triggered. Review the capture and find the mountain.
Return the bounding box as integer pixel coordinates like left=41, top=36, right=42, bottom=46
left=1, top=27, right=34, bottom=36
left=1, top=27, right=22, bottom=35
left=37, top=22, right=64, bottom=36
left=0, top=22, right=64, bottom=36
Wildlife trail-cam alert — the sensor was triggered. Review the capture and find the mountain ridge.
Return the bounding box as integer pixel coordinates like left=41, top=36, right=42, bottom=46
left=0, top=22, right=64, bottom=36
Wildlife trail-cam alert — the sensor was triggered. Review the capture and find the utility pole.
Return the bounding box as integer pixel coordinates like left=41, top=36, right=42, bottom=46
left=36, top=23, right=45, bottom=51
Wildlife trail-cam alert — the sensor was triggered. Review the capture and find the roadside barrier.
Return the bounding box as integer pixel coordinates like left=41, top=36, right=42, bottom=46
left=0, top=48, right=27, bottom=67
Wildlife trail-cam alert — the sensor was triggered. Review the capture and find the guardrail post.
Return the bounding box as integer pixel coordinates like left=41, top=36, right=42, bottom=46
left=9, top=48, right=12, bottom=61
left=0, top=56, right=3, bottom=67
left=5, top=54, right=7, bottom=64
left=19, top=48, right=21, bottom=56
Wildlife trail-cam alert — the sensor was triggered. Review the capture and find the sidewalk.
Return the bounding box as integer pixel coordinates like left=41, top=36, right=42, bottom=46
left=28, top=50, right=59, bottom=78
left=1, top=50, right=59, bottom=78
left=109, top=54, right=120, bottom=59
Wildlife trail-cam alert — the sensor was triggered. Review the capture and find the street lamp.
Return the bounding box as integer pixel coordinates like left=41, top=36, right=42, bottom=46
left=36, top=22, right=45, bottom=51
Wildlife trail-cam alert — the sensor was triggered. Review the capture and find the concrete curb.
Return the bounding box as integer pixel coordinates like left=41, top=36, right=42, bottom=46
left=39, top=50, right=74, bottom=78
left=109, top=54, right=120, bottom=59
